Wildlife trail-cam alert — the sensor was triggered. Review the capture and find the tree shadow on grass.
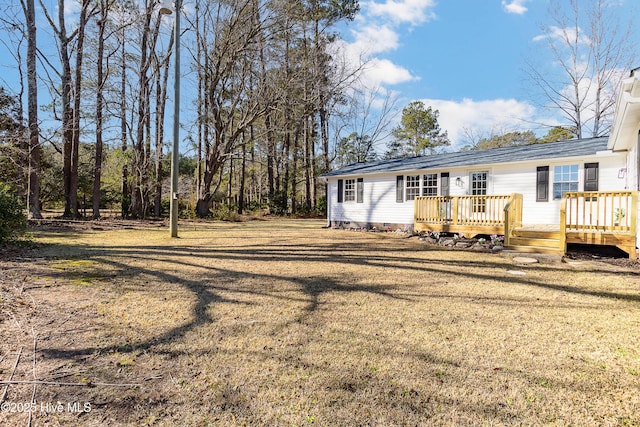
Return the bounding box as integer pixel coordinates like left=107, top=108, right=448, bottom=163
left=37, top=246, right=409, bottom=361
left=80, top=240, right=640, bottom=301
left=32, top=233, right=640, bottom=363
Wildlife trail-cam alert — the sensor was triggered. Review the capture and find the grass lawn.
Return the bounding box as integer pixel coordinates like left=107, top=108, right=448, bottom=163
left=1, top=218, right=639, bottom=426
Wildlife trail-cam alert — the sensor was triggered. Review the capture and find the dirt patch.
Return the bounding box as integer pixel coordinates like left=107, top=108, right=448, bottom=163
left=1, top=219, right=639, bottom=426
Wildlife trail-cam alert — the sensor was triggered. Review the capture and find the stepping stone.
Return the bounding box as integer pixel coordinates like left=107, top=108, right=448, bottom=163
left=513, top=256, right=539, bottom=264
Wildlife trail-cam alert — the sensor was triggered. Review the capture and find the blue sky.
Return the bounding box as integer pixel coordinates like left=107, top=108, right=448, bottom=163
left=0, top=0, right=637, bottom=154
left=336, top=0, right=639, bottom=149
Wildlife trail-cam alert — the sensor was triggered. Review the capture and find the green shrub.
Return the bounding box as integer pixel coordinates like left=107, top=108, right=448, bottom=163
left=0, top=183, right=27, bottom=243
left=315, top=196, right=327, bottom=217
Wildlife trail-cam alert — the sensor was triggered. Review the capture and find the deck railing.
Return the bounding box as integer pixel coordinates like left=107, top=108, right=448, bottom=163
left=415, top=194, right=516, bottom=226
left=561, top=191, right=638, bottom=233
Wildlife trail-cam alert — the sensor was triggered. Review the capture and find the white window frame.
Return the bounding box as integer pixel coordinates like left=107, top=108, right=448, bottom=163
left=405, top=175, right=421, bottom=200
left=344, top=178, right=356, bottom=202
left=470, top=171, right=489, bottom=213
left=422, top=173, right=438, bottom=196
left=553, top=164, right=579, bottom=200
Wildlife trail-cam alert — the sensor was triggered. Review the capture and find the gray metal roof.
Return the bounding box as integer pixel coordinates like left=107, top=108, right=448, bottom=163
left=322, top=137, right=610, bottom=178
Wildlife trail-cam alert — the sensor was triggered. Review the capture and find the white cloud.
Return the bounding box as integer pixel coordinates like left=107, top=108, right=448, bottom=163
left=501, top=0, right=528, bottom=15
left=366, top=0, right=437, bottom=25
left=352, top=25, right=399, bottom=55
left=332, top=1, right=439, bottom=89
left=64, top=0, right=82, bottom=15
left=331, top=3, right=427, bottom=91
left=421, top=98, right=540, bottom=148
left=533, top=26, right=591, bottom=45
left=363, top=59, right=417, bottom=86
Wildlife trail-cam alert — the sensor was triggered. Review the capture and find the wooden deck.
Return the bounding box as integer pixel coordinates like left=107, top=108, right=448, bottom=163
left=414, top=192, right=638, bottom=258
left=414, top=194, right=513, bottom=236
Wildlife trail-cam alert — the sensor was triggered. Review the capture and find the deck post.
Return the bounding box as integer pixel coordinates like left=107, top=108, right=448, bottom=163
left=452, top=197, right=458, bottom=226
left=631, top=192, right=638, bottom=258
left=503, top=193, right=522, bottom=247
left=559, top=197, right=567, bottom=255
left=504, top=194, right=513, bottom=246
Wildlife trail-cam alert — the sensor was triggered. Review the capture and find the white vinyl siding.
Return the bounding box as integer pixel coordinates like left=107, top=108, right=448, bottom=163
left=327, top=150, right=627, bottom=227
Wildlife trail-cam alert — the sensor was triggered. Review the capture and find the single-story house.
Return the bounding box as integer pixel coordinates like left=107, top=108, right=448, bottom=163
left=322, top=72, right=640, bottom=258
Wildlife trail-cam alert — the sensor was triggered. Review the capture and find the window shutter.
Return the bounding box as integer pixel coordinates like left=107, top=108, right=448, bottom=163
left=396, top=176, right=404, bottom=203
left=536, top=166, right=549, bottom=202
left=337, top=179, right=343, bottom=203
left=357, top=178, right=364, bottom=203
left=440, top=172, right=450, bottom=196
left=584, top=163, right=599, bottom=192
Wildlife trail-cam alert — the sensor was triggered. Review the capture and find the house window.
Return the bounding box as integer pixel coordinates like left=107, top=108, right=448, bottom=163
left=337, top=180, right=343, bottom=203
left=405, top=175, right=420, bottom=200
left=553, top=165, right=578, bottom=199
left=422, top=173, right=438, bottom=196
left=344, top=179, right=356, bottom=202
left=471, top=171, right=488, bottom=212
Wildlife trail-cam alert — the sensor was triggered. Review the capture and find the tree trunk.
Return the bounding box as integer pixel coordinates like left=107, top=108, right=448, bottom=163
left=238, top=137, right=246, bottom=214
left=71, top=0, right=90, bottom=219
left=132, top=3, right=154, bottom=219
left=120, top=22, right=129, bottom=219
left=153, top=33, right=173, bottom=217
left=93, top=0, right=106, bottom=219
left=265, top=112, right=275, bottom=200
left=24, top=0, right=41, bottom=218
left=304, top=116, right=311, bottom=210
left=56, top=0, right=75, bottom=218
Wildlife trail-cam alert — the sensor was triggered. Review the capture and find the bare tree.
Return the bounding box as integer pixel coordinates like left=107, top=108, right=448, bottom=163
left=332, top=85, right=398, bottom=167
left=92, top=0, right=109, bottom=218
left=22, top=0, right=42, bottom=218
left=39, top=0, right=87, bottom=217
left=152, top=26, right=174, bottom=217
left=0, top=5, right=28, bottom=204
left=190, top=0, right=267, bottom=217
left=527, top=0, right=636, bottom=139
left=71, top=0, right=95, bottom=218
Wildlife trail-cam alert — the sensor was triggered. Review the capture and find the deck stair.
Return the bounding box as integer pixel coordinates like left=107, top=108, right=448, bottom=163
left=506, top=226, right=563, bottom=255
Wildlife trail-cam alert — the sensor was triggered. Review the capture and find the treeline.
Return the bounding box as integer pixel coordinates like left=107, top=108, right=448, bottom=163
left=0, top=0, right=360, bottom=219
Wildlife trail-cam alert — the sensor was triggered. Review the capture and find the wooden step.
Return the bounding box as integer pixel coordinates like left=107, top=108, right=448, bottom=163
left=512, top=229, right=561, bottom=240
left=505, top=245, right=564, bottom=255
left=509, top=236, right=561, bottom=248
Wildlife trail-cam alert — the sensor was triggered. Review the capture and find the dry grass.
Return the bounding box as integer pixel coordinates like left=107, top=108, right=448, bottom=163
left=1, top=218, right=640, bottom=426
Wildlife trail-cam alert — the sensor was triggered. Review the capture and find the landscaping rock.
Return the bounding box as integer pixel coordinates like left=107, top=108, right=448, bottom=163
left=491, top=245, right=504, bottom=252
